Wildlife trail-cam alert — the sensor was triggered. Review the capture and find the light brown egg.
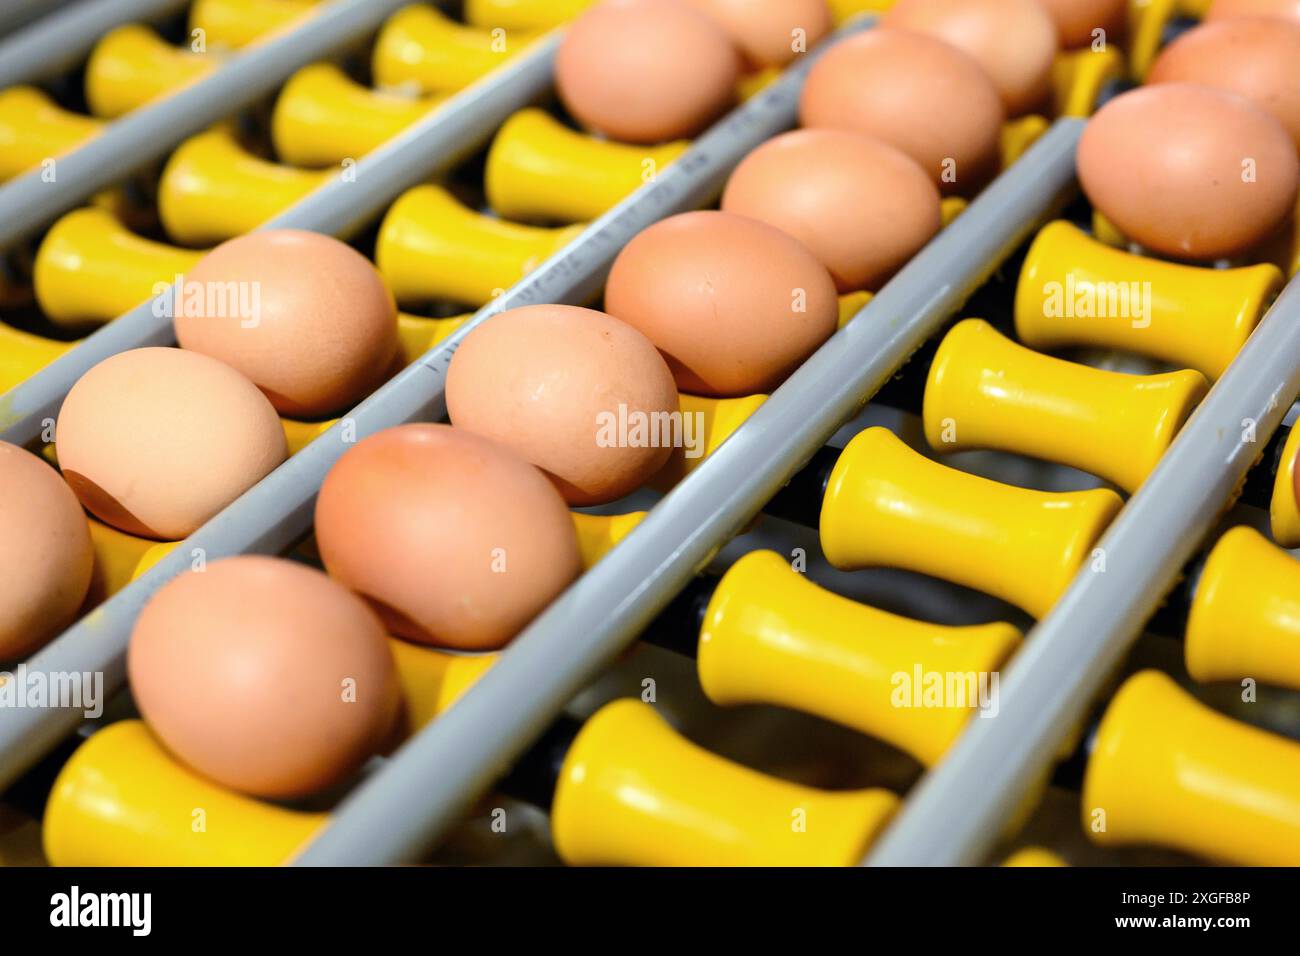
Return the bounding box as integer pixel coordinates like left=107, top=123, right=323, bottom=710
left=799, top=29, right=1005, bottom=195
left=722, top=129, right=941, bottom=292
left=884, top=0, right=1058, bottom=116
left=555, top=0, right=740, bottom=144
left=686, top=0, right=832, bottom=67
left=1149, top=18, right=1300, bottom=150
left=1208, top=0, right=1300, bottom=23
left=604, top=210, right=838, bottom=396
left=1078, top=84, right=1299, bottom=261
left=56, top=347, right=287, bottom=540
left=0, top=442, right=93, bottom=659
left=1037, top=0, right=1126, bottom=49
left=315, top=424, right=581, bottom=651
left=128, top=555, right=399, bottom=799
left=174, top=230, right=398, bottom=420
left=446, top=305, right=679, bottom=505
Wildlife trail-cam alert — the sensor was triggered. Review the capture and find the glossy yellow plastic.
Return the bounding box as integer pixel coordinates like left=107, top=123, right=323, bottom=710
left=571, top=510, right=647, bottom=569
left=271, top=63, right=446, bottom=168
left=0, top=87, right=101, bottom=182
left=1083, top=669, right=1300, bottom=865
left=0, top=323, right=75, bottom=394
left=389, top=640, right=497, bottom=735
left=85, top=518, right=178, bottom=605
left=1270, top=422, right=1300, bottom=547
left=940, top=196, right=967, bottom=227
left=1015, top=221, right=1282, bottom=380
left=376, top=185, right=584, bottom=307
left=736, top=67, right=782, bottom=102
left=924, top=318, right=1208, bottom=493
left=1089, top=208, right=1127, bottom=249
left=697, top=550, right=1021, bottom=765
left=85, top=24, right=216, bottom=119
left=159, top=127, right=329, bottom=245
left=821, top=428, right=1123, bottom=618
left=373, top=4, right=538, bottom=95
left=1184, top=526, right=1300, bottom=689
left=830, top=0, right=896, bottom=23
left=650, top=392, right=767, bottom=491
left=34, top=207, right=203, bottom=327
left=1258, top=200, right=1300, bottom=279
left=838, top=291, right=874, bottom=328
left=397, top=311, right=469, bottom=364
left=1000, top=115, right=1048, bottom=171
left=464, top=0, right=591, bottom=30
left=1127, top=0, right=1179, bottom=80
left=485, top=108, right=689, bottom=223
left=1002, top=848, right=1066, bottom=867
left=1051, top=46, right=1125, bottom=119
left=189, top=0, right=317, bottom=49
left=551, top=699, right=900, bottom=866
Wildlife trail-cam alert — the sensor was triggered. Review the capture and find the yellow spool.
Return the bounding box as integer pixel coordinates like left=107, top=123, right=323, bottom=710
left=159, top=127, right=329, bottom=245
left=697, top=550, right=1022, bottom=766
left=376, top=185, right=583, bottom=307
left=1270, top=422, right=1300, bottom=547
left=1015, top=221, right=1282, bottom=380
left=373, top=4, right=539, bottom=95
left=1000, top=115, right=1048, bottom=171
left=189, top=0, right=318, bottom=49
left=397, top=311, right=469, bottom=365
left=271, top=63, right=446, bottom=168
left=550, top=699, right=900, bottom=866
left=1185, top=526, right=1300, bottom=690
left=1127, top=0, right=1180, bottom=80
left=85, top=518, right=179, bottom=605
left=0, top=87, right=101, bottom=183
left=820, top=427, right=1123, bottom=618
left=34, top=207, right=203, bottom=327
left=829, top=0, right=896, bottom=24
left=1051, top=46, right=1125, bottom=119
left=1083, top=670, right=1300, bottom=865
left=571, top=510, right=647, bottom=568
left=924, top=318, right=1208, bottom=493
left=389, top=640, right=497, bottom=735
left=0, top=323, right=75, bottom=395
left=485, top=108, right=688, bottom=223
left=1002, top=847, right=1067, bottom=867
left=650, top=392, right=767, bottom=491
left=84, top=24, right=216, bottom=119
left=464, top=0, right=591, bottom=30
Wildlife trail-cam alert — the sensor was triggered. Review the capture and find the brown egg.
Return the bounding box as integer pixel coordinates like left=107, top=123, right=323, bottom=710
left=884, top=0, right=1058, bottom=116
left=446, top=305, right=679, bottom=505
left=175, top=230, right=398, bottom=420
left=128, top=555, right=398, bottom=799
left=686, top=0, right=832, bottom=67
left=1208, top=0, right=1300, bottom=23
left=1037, top=0, right=1126, bottom=49
left=1149, top=18, right=1300, bottom=150
left=799, top=29, right=1005, bottom=194
left=722, top=129, right=941, bottom=292
left=1078, top=84, right=1299, bottom=261
left=56, top=347, right=287, bottom=540
left=0, top=442, right=92, bottom=659
left=315, top=424, right=581, bottom=650
left=555, top=0, right=740, bottom=144
left=604, top=210, right=838, bottom=396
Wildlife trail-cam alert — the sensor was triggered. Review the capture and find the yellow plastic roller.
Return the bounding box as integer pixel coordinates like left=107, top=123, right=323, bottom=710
left=829, top=0, right=897, bottom=24
left=1000, top=116, right=1048, bottom=171
left=0, top=88, right=101, bottom=182
left=550, top=699, right=900, bottom=866
left=0, top=323, right=75, bottom=395
left=1270, top=423, right=1300, bottom=547
left=1015, top=221, right=1282, bottom=380
left=1083, top=670, right=1300, bottom=865
left=821, top=428, right=1123, bottom=618
left=85, top=24, right=217, bottom=119
left=571, top=510, right=647, bottom=568
left=271, top=63, right=446, bottom=168
left=485, top=108, right=688, bottom=223
left=84, top=518, right=179, bottom=605
left=34, top=207, right=203, bottom=327
left=158, top=127, right=330, bottom=245
left=1184, top=526, right=1300, bottom=690
left=397, top=311, right=468, bottom=365
left=376, top=185, right=584, bottom=307
left=189, top=0, right=318, bottom=49
left=650, top=392, right=767, bottom=491
left=1127, top=0, right=1180, bottom=80
left=373, top=4, right=539, bottom=95
left=697, top=550, right=1022, bottom=766
left=924, top=318, right=1208, bottom=493
left=1051, top=46, right=1125, bottom=119
left=464, top=0, right=591, bottom=30
left=1002, top=847, right=1067, bottom=867
left=389, top=641, right=497, bottom=735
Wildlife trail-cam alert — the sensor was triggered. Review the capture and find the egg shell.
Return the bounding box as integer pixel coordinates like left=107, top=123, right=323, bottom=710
left=884, top=0, right=1058, bottom=117
left=1036, top=0, right=1126, bottom=50
left=722, top=129, right=941, bottom=292
left=799, top=29, right=1005, bottom=195
left=315, top=424, right=582, bottom=650
left=175, top=230, right=398, bottom=420
left=604, top=210, right=839, bottom=397
left=1078, top=84, right=1299, bottom=261
left=128, top=555, right=399, bottom=799
left=1208, top=0, right=1300, bottom=23
left=1149, top=18, right=1300, bottom=151
left=56, top=347, right=287, bottom=540
left=0, top=441, right=93, bottom=659
left=555, top=0, right=740, bottom=144
left=446, top=305, right=679, bottom=505
left=686, top=0, right=832, bottom=67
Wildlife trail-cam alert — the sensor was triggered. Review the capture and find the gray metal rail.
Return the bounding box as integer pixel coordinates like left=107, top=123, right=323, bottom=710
left=293, top=119, right=1086, bottom=865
